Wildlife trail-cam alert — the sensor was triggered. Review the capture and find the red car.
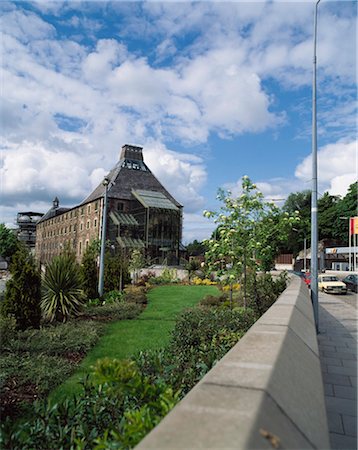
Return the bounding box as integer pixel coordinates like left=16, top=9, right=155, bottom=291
left=303, top=273, right=311, bottom=288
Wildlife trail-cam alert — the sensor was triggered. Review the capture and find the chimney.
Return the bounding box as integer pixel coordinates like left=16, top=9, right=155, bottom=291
left=120, top=144, right=144, bottom=162
left=53, top=196, right=59, bottom=209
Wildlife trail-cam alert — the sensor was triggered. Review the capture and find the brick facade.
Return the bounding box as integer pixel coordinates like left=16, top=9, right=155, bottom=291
left=35, top=199, right=102, bottom=263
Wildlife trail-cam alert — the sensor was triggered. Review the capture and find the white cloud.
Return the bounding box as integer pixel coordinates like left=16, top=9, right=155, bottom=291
left=0, top=141, right=91, bottom=205
left=1, top=3, right=356, bottom=243
left=144, top=142, right=207, bottom=213
left=182, top=212, right=216, bottom=244
left=295, top=140, right=357, bottom=195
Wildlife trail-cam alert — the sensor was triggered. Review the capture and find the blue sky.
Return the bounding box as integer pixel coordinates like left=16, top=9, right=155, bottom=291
left=1, top=1, right=357, bottom=242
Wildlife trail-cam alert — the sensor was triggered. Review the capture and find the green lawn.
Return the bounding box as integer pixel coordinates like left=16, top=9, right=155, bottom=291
left=49, top=284, right=219, bottom=403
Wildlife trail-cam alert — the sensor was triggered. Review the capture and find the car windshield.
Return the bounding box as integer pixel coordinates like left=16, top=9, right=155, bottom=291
left=322, top=276, right=339, bottom=282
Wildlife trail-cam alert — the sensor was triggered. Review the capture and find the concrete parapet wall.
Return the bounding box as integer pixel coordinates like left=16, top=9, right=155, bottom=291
left=136, top=276, right=330, bottom=450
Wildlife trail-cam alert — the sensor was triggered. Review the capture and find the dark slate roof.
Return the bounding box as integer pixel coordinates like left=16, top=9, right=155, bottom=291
left=38, top=206, right=70, bottom=224
left=81, top=145, right=182, bottom=208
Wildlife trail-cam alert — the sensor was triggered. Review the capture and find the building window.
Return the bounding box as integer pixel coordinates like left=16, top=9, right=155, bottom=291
left=117, top=202, right=124, bottom=211
left=94, top=219, right=97, bottom=228
left=95, top=202, right=98, bottom=211
left=88, top=205, right=91, bottom=214
left=85, top=240, right=89, bottom=250
left=80, top=223, right=83, bottom=231
left=81, top=207, right=84, bottom=215
left=69, top=225, right=72, bottom=232
left=87, top=221, right=90, bottom=229
left=79, top=241, right=82, bottom=255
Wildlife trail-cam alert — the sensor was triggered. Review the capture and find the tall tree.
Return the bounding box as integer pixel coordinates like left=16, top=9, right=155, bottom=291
left=282, top=191, right=311, bottom=256
left=335, top=182, right=358, bottom=243
left=186, top=240, right=207, bottom=256
left=0, top=224, right=19, bottom=261
left=317, top=193, right=340, bottom=241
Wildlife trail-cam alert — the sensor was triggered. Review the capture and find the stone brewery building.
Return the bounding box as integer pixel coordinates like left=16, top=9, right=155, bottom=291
left=35, top=145, right=184, bottom=264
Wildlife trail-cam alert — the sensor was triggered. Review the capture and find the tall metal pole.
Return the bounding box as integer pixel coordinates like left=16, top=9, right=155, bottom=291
left=98, top=177, right=109, bottom=297
left=311, top=0, right=321, bottom=333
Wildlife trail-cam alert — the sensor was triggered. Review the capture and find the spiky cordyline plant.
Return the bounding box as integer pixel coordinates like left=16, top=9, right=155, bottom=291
left=42, top=253, right=85, bottom=322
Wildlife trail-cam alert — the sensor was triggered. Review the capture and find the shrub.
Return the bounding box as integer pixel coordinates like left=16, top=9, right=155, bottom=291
left=3, top=321, right=101, bottom=357
left=1, top=248, right=41, bottom=330
left=149, top=268, right=179, bottom=285
left=83, top=302, right=143, bottom=321
left=103, top=290, right=124, bottom=304
left=245, top=272, right=288, bottom=316
left=0, top=315, right=17, bottom=347
left=138, top=271, right=156, bottom=285
left=192, top=277, right=217, bottom=285
left=199, top=293, right=228, bottom=307
left=41, top=253, right=85, bottom=322
left=124, top=285, right=148, bottom=305
left=4, top=359, right=180, bottom=450
left=134, top=306, right=257, bottom=394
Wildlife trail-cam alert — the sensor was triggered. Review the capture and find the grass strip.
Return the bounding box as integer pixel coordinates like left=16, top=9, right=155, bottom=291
left=49, top=284, right=219, bottom=403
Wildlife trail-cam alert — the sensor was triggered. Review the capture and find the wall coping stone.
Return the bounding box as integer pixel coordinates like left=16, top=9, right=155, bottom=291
left=136, top=276, right=330, bottom=450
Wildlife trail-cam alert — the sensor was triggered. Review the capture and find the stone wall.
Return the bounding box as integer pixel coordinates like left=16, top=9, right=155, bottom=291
left=136, top=276, right=330, bottom=449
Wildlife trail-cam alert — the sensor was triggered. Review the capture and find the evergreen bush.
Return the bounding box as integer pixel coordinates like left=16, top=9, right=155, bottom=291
left=80, top=241, right=99, bottom=300
left=1, top=248, right=41, bottom=330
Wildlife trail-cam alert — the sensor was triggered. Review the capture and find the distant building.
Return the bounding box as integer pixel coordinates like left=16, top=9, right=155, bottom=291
left=35, top=145, right=184, bottom=265
left=16, top=212, right=44, bottom=249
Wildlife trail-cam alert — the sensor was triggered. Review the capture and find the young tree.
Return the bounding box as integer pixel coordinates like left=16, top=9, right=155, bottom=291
left=80, top=240, right=100, bottom=300
left=129, top=249, right=146, bottom=285
left=1, top=247, right=41, bottom=330
left=0, top=224, right=19, bottom=261
left=104, top=250, right=131, bottom=292
left=204, top=177, right=299, bottom=304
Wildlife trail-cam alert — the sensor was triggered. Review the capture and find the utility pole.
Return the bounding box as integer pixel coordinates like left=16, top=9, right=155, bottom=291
left=311, top=0, right=321, bottom=333
left=98, top=176, right=109, bottom=297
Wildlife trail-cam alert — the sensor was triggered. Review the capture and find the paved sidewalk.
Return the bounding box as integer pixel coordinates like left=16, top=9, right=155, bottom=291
left=318, top=292, right=357, bottom=450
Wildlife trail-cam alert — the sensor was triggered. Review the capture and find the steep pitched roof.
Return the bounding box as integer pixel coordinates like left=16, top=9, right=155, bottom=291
left=81, top=145, right=182, bottom=208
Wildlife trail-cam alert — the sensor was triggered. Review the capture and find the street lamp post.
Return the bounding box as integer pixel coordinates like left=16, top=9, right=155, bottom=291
left=311, top=0, right=321, bottom=333
left=98, top=176, right=109, bottom=297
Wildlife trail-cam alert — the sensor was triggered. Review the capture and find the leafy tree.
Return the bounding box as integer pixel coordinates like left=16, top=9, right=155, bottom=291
left=129, top=249, right=146, bottom=285
left=282, top=191, right=311, bottom=255
left=317, top=192, right=340, bottom=240
left=186, top=240, right=207, bottom=256
left=80, top=240, right=100, bottom=300
left=42, top=252, right=85, bottom=322
left=1, top=247, right=41, bottom=330
left=335, top=182, right=358, bottom=242
left=204, top=177, right=299, bottom=303
left=0, top=224, right=19, bottom=260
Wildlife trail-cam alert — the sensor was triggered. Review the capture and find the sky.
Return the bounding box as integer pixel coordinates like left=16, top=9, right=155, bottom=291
left=1, top=0, right=357, bottom=243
